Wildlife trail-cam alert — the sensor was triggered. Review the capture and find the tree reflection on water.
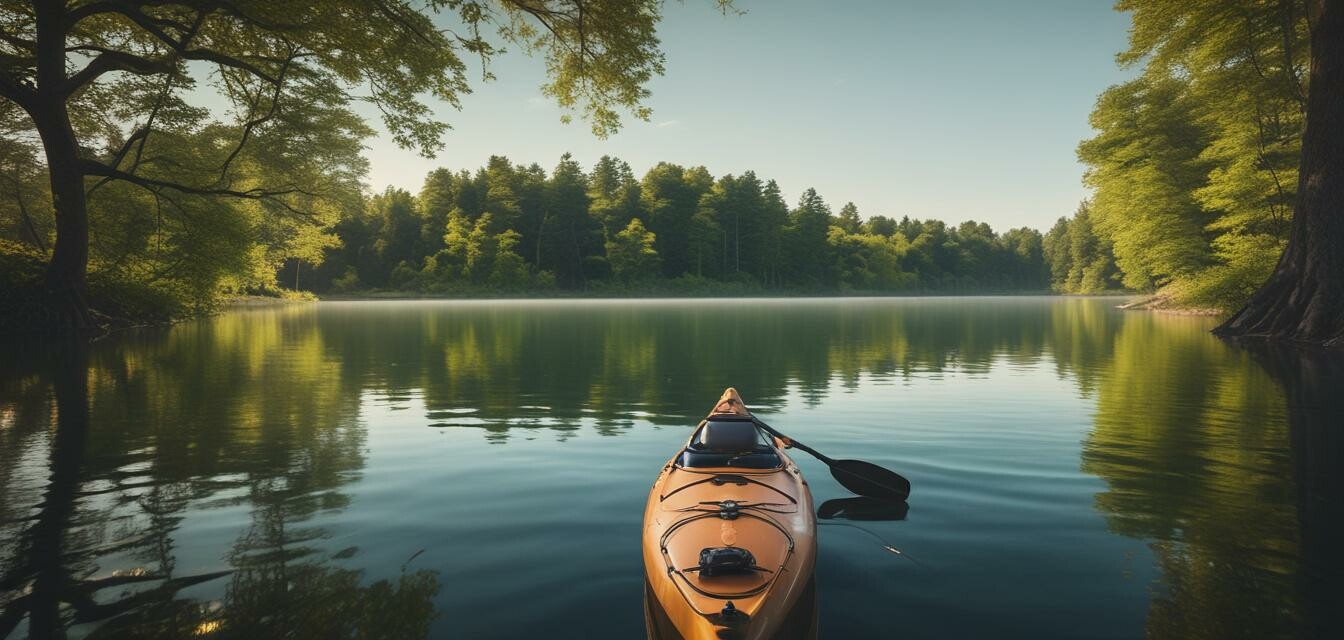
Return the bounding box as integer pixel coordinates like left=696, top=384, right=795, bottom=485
left=0, top=324, right=438, bottom=638
left=0, top=299, right=1339, bottom=638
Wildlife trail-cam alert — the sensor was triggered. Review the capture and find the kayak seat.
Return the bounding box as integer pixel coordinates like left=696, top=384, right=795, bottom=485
left=681, top=419, right=781, bottom=469
left=695, top=419, right=762, bottom=452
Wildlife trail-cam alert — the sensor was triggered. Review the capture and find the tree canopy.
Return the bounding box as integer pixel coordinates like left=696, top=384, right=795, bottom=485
left=289, top=154, right=1057, bottom=298
left=0, top=0, right=717, bottom=331
left=1065, top=0, right=1319, bottom=316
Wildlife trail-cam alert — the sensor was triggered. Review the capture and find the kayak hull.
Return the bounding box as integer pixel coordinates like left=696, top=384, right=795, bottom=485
left=642, top=389, right=818, bottom=640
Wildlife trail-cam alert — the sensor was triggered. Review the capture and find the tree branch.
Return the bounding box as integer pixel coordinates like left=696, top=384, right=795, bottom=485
left=215, top=48, right=296, bottom=182
left=65, top=2, right=279, bottom=91
left=0, top=70, right=37, bottom=107
left=79, top=158, right=318, bottom=218
left=62, top=50, right=174, bottom=94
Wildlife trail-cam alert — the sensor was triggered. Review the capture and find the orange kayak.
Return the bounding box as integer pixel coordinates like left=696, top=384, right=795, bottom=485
left=643, top=388, right=818, bottom=640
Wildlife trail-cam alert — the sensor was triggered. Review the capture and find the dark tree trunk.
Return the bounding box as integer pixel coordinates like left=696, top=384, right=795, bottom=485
left=30, top=0, right=94, bottom=331
left=35, top=110, right=93, bottom=331
left=1215, top=0, right=1344, bottom=347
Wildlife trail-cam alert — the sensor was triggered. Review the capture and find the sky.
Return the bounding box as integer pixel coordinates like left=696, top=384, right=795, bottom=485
left=361, top=0, right=1137, bottom=233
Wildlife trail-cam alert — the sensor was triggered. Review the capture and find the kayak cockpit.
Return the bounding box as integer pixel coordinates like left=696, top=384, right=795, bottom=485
left=679, top=417, right=782, bottom=469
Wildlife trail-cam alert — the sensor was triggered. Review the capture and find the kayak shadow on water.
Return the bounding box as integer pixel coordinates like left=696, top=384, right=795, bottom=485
left=816, top=497, right=910, bottom=522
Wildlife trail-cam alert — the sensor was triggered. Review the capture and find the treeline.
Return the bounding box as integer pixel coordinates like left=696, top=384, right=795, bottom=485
left=1048, top=0, right=1310, bottom=310
left=301, top=154, right=1053, bottom=295
left=1042, top=203, right=1122, bottom=295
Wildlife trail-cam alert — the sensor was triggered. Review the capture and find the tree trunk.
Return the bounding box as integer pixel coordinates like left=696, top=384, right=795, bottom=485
left=35, top=111, right=93, bottom=331
left=1214, top=0, right=1344, bottom=347
left=31, top=0, right=94, bottom=332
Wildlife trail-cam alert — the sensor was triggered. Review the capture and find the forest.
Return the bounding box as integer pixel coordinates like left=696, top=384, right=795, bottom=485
left=0, top=0, right=1339, bottom=344
left=297, top=155, right=1056, bottom=296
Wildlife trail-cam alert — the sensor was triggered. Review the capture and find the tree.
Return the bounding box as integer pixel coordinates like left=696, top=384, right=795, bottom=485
left=1043, top=216, right=1074, bottom=291
left=605, top=217, right=660, bottom=282
left=588, top=155, right=641, bottom=237
left=1217, top=0, right=1344, bottom=346
left=481, top=155, right=523, bottom=233
left=1085, top=0, right=1340, bottom=338
left=687, top=206, right=722, bottom=278
left=541, top=153, right=599, bottom=286
left=999, top=226, right=1047, bottom=290
left=835, top=202, right=861, bottom=233
left=1078, top=73, right=1212, bottom=292
left=488, top=229, right=531, bottom=290
left=758, top=179, right=789, bottom=286
left=0, top=0, right=691, bottom=331
left=371, top=188, right=424, bottom=280
left=783, top=188, right=833, bottom=287
left=863, top=215, right=898, bottom=237
left=639, top=162, right=709, bottom=278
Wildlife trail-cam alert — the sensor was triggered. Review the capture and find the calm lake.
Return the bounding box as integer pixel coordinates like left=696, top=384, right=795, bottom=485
left=2, top=297, right=1341, bottom=639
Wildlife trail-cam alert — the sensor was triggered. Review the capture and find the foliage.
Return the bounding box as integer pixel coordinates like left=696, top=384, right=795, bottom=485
left=0, top=0, right=719, bottom=329
left=606, top=218, right=661, bottom=282
left=1074, top=0, right=1310, bottom=310
left=301, top=154, right=1059, bottom=297
left=1043, top=203, right=1123, bottom=294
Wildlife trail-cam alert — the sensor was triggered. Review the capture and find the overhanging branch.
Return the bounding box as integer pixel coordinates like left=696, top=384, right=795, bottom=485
left=0, top=70, right=37, bottom=107
left=62, top=1, right=279, bottom=96
left=62, top=50, right=174, bottom=94
left=79, top=158, right=318, bottom=218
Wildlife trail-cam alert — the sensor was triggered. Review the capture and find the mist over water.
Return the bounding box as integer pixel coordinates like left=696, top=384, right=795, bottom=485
left=2, top=298, right=1339, bottom=639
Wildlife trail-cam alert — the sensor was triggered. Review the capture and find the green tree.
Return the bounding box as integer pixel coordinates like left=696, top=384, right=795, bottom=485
left=488, top=229, right=532, bottom=290
left=835, top=202, right=862, bottom=233
left=540, top=153, right=600, bottom=286
left=758, top=180, right=789, bottom=286
left=1083, top=0, right=1344, bottom=340
left=1042, top=217, right=1074, bottom=292
left=639, top=162, right=710, bottom=278
left=783, top=188, right=833, bottom=287
left=688, top=207, right=722, bottom=278
left=1078, top=73, right=1212, bottom=292
left=863, top=215, right=898, bottom=237
left=588, top=155, right=642, bottom=238
left=480, top=156, right=523, bottom=233
left=606, top=218, right=661, bottom=282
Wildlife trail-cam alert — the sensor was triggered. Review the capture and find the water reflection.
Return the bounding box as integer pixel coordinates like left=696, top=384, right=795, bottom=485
left=0, top=298, right=1339, bottom=638
left=1079, top=314, right=1299, bottom=639
left=0, top=333, right=438, bottom=638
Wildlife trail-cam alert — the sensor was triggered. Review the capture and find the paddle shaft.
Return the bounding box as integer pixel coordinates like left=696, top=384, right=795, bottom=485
left=753, top=420, right=836, bottom=464
left=751, top=416, right=912, bottom=500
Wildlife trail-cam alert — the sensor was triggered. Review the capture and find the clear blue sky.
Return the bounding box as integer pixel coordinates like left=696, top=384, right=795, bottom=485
left=362, top=0, right=1136, bottom=232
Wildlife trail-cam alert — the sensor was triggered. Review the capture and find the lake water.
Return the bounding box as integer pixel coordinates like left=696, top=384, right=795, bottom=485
left=2, top=297, right=1341, bottom=639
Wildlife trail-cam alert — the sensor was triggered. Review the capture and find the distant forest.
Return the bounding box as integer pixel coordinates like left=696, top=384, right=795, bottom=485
left=296, top=155, right=1060, bottom=296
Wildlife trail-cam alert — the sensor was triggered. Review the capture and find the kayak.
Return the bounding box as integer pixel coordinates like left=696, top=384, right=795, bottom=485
left=643, top=388, right=818, bottom=640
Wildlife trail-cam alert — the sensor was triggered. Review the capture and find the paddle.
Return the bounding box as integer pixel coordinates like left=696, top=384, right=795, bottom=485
left=751, top=417, right=912, bottom=500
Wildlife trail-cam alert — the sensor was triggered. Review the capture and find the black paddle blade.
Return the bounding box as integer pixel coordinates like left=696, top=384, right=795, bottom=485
left=817, top=496, right=909, bottom=521
left=829, top=459, right=911, bottom=500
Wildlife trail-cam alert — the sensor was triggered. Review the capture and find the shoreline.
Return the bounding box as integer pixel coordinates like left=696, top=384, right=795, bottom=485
left=1117, top=294, right=1224, bottom=317
left=315, top=289, right=1090, bottom=302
